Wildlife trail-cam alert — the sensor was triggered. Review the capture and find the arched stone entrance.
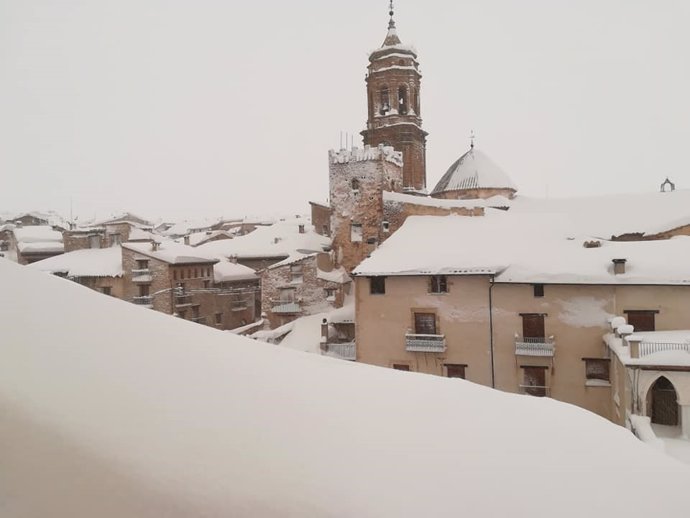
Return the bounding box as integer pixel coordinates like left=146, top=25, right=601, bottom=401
left=648, top=376, right=679, bottom=426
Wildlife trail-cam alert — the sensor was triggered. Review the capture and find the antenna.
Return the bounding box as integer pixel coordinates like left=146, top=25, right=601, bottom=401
left=469, top=130, right=476, bottom=149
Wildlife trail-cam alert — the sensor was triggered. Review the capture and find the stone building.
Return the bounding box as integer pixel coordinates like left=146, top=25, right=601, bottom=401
left=11, top=226, right=64, bottom=264
left=261, top=252, right=350, bottom=329
left=360, top=7, right=428, bottom=192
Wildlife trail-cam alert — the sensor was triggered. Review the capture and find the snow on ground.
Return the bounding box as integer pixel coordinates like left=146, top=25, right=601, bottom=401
left=197, top=216, right=330, bottom=263
left=653, top=425, right=690, bottom=465
left=27, top=246, right=123, bottom=277
left=355, top=212, right=690, bottom=285
left=2, top=260, right=690, bottom=517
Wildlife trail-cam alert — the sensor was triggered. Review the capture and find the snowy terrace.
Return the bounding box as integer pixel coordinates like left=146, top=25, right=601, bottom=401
left=606, top=330, right=690, bottom=366
left=3, top=260, right=690, bottom=516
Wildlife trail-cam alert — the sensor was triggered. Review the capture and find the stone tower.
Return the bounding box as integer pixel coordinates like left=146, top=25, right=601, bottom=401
left=360, top=3, right=428, bottom=193
left=329, top=145, right=403, bottom=272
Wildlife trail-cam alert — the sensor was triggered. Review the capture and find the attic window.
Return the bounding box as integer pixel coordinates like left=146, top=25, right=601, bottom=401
left=533, top=284, right=544, bottom=298
left=370, top=276, right=386, bottom=295
left=430, top=275, right=448, bottom=294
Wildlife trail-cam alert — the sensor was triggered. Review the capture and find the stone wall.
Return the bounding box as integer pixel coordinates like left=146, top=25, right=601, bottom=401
left=310, top=202, right=332, bottom=237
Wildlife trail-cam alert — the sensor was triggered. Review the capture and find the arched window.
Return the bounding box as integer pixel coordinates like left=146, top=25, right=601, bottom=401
left=412, top=87, right=420, bottom=115
left=379, top=86, right=390, bottom=115
left=648, top=376, right=679, bottom=426
left=398, top=85, right=409, bottom=115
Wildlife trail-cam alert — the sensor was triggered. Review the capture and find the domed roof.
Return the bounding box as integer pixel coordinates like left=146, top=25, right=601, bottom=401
left=431, top=148, right=517, bottom=195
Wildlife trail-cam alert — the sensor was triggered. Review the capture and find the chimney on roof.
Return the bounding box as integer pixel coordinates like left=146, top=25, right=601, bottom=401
left=612, top=258, right=627, bottom=275
left=229, top=255, right=238, bottom=264
left=298, top=224, right=305, bottom=234
left=183, top=235, right=190, bottom=246
left=152, top=241, right=160, bottom=251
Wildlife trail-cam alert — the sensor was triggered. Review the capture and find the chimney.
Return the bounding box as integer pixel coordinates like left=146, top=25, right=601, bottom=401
left=151, top=241, right=160, bottom=251
left=229, top=255, right=238, bottom=264
left=612, top=258, right=627, bottom=275
left=626, top=336, right=642, bottom=358
left=183, top=235, right=190, bottom=246
left=298, top=224, right=305, bottom=234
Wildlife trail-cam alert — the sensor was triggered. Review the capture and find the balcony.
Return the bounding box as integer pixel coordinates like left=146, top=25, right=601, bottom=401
left=191, top=316, right=206, bottom=324
left=515, top=337, right=555, bottom=357
left=132, top=296, right=152, bottom=306
left=637, top=341, right=690, bottom=358
left=405, top=334, right=446, bottom=353
left=175, top=294, right=198, bottom=308
left=271, top=302, right=301, bottom=315
left=131, top=268, right=152, bottom=283
left=323, top=341, right=356, bottom=361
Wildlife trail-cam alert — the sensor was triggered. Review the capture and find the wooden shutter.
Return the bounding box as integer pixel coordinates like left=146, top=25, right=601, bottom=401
left=414, top=313, right=437, bottom=335
left=625, top=311, right=656, bottom=332
left=446, top=364, right=466, bottom=379
left=523, top=367, right=547, bottom=397
left=522, top=314, right=545, bottom=339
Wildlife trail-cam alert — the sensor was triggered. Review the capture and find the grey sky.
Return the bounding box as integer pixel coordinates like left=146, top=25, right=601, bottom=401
left=1, top=0, right=689, bottom=221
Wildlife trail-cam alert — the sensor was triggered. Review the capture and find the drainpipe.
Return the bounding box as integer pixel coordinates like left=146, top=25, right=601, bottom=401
left=489, top=276, right=496, bottom=389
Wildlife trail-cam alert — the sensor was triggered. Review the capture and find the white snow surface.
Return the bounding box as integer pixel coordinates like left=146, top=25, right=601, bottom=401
left=606, top=333, right=690, bottom=367
left=383, top=190, right=486, bottom=209
left=197, top=216, right=330, bottom=263
left=13, top=225, right=63, bottom=243
left=213, top=260, right=257, bottom=283
left=354, top=213, right=690, bottom=285
left=123, top=241, right=217, bottom=265
left=431, top=147, right=517, bottom=195
left=28, top=246, right=123, bottom=277
left=2, top=260, right=690, bottom=517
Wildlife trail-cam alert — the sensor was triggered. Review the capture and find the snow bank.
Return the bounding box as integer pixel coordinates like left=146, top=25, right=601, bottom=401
left=2, top=260, right=690, bottom=517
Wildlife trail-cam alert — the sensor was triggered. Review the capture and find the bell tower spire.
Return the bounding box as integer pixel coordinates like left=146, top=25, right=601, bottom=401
left=361, top=2, right=428, bottom=193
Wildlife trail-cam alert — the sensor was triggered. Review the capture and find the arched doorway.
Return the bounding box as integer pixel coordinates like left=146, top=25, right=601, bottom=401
left=648, top=376, right=679, bottom=426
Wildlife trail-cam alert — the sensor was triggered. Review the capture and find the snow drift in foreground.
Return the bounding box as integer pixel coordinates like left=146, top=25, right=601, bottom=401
left=1, top=260, right=689, bottom=517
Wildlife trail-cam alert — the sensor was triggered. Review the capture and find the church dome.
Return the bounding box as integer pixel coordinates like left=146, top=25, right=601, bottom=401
left=430, top=147, right=517, bottom=200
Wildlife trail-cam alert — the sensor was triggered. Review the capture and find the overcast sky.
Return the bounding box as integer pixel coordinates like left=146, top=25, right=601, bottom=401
left=1, top=0, right=689, bottom=221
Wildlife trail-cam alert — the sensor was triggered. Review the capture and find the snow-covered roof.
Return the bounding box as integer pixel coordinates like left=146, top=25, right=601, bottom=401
left=431, top=147, right=517, bottom=195
left=184, top=230, right=234, bottom=247
left=383, top=190, right=486, bottom=209
left=213, top=260, right=257, bottom=283
left=93, top=212, right=153, bottom=227
left=354, top=212, right=690, bottom=284
left=28, top=246, right=123, bottom=278
left=317, top=266, right=351, bottom=284
left=162, top=218, right=221, bottom=237
left=2, top=259, right=690, bottom=517
left=123, top=242, right=217, bottom=265
left=197, top=216, right=330, bottom=263
left=509, top=189, right=690, bottom=238
left=13, top=225, right=63, bottom=243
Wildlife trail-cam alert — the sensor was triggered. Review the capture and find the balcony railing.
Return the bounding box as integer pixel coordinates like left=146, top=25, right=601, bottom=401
left=131, top=268, right=152, bottom=283
left=323, top=341, right=356, bottom=361
left=519, top=385, right=550, bottom=397
left=515, top=336, right=555, bottom=357
left=175, top=294, right=197, bottom=307
left=190, top=316, right=205, bottom=324
left=272, top=302, right=301, bottom=315
left=405, top=334, right=446, bottom=353
left=132, top=296, right=152, bottom=306
left=638, top=341, right=690, bottom=358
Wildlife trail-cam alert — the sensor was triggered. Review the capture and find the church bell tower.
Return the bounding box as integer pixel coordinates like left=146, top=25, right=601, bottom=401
left=361, top=2, right=428, bottom=193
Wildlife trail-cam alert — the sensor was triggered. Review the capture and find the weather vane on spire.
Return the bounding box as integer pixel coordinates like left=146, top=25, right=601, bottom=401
left=470, top=130, right=476, bottom=149
left=388, top=0, right=396, bottom=29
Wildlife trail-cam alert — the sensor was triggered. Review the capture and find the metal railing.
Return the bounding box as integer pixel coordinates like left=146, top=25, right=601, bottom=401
left=519, top=385, right=550, bottom=397
left=515, top=336, right=555, bottom=357
left=132, top=296, right=152, bottom=305
left=271, top=302, right=301, bottom=314
left=323, top=342, right=356, bottom=361
left=405, top=334, right=446, bottom=353
left=638, top=341, right=690, bottom=358
left=131, top=268, right=152, bottom=282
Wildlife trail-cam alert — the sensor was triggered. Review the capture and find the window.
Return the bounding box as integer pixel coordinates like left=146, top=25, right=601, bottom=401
left=624, top=310, right=657, bottom=332
left=382, top=220, right=390, bottom=233
left=173, top=270, right=177, bottom=280
left=445, top=364, right=466, bottom=379
left=522, top=366, right=548, bottom=397
left=379, top=86, right=390, bottom=115
left=398, top=84, right=409, bottom=115
left=351, top=178, right=360, bottom=191
left=138, top=284, right=150, bottom=297
left=533, top=284, right=544, bottom=298
left=584, top=358, right=610, bottom=384
left=325, top=288, right=337, bottom=302
left=290, top=264, right=303, bottom=284
left=414, top=312, right=437, bottom=335
left=370, top=277, right=386, bottom=295
left=100, top=286, right=112, bottom=296
left=136, top=259, right=149, bottom=270
left=215, top=313, right=223, bottom=325
left=430, top=275, right=448, bottom=294
left=351, top=222, right=363, bottom=242
left=89, top=235, right=101, bottom=249
left=521, top=314, right=545, bottom=339
left=203, top=280, right=210, bottom=289
left=280, top=287, right=296, bottom=303
left=393, top=364, right=410, bottom=371
left=110, top=233, right=121, bottom=247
